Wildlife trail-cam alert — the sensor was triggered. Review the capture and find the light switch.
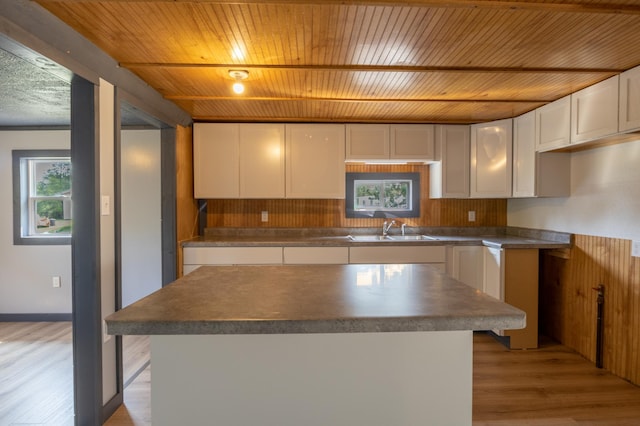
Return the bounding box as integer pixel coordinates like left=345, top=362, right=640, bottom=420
left=261, top=211, right=268, bottom=222
left=468, top=211, right=476, bottom=222
left=632, top=241, right=640, bottom=258
left=101, top=195, right=111, bottom=216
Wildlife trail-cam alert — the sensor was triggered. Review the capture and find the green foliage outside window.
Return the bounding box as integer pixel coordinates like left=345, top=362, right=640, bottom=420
left=354, top=179, right=411, bottom=211
left=35, top=162, right=71, bottom=220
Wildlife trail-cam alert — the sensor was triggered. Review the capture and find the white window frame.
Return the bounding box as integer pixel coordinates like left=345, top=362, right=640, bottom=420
left=12, top=149, right=72, bottom=245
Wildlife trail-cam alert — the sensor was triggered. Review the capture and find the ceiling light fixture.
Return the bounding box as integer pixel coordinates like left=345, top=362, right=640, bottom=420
left=229, top=69, right=249, bottom=95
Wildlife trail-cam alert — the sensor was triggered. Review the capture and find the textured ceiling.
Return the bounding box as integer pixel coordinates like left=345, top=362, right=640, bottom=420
left=0, top=44, right=166, bottom=128
left=0, top=48, right=71, bottom=127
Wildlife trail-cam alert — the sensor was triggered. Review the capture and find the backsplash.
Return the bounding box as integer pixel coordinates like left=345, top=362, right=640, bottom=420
left=205, top=164, right=507, bottom=228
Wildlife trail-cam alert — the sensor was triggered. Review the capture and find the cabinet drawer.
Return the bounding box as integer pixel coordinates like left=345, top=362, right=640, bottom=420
left=183, top=247, right=283, bottom=265
left=283, top=247, right=349, bottom=264
left=349, top=246, right=446, bottom=264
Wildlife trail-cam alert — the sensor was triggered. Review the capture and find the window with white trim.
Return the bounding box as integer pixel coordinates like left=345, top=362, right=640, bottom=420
left=13, top=150, right=72, bottom=245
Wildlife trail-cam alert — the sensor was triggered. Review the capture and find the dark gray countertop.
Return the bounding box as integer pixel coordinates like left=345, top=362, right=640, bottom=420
left=182, top=226, right=572, bottom=249
left=106, top=264, right=525, bottom=336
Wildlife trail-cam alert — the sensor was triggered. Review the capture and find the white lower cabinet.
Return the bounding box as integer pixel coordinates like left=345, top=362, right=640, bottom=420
left=483, top=247, right=504, bottom=302
left=446, top=246, right=483, bottom=291
left=184, top=245, right=446, bottom=273
left=349, top=246, right=446, bottom=271
left=183, top=247, right=283, bottom=273
left=283, top=247, right=349, bottom=264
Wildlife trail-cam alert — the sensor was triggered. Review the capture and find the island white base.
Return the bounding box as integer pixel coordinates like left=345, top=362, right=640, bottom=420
left=151, top=330, right=472, bottom=426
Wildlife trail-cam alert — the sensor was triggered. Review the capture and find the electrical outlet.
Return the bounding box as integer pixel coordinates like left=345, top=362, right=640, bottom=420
left=468, top=211, right=476, bottom=222
left=261, top=211, right=268, bottom=222
left=52, top=276, right=61, bottom=288
left=632, top=241, right=640, bottom=258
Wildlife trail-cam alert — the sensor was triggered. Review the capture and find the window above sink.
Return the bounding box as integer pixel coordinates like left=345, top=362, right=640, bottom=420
left=345, top=172, right=420, bottom=219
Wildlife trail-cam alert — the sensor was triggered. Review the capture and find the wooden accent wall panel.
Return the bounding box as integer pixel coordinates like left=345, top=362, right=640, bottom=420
left=206, top=164, right=507, bottom=228
left=540, top=235, right=640, bottom=386
left=175, top=125, right=198, bottom=277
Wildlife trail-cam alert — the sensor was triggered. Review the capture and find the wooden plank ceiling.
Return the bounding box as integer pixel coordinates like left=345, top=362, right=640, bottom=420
left=36, top=0, right=640, bottom=124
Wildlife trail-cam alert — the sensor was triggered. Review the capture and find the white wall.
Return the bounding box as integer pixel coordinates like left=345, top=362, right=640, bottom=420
left=99, top=80, right=118, bottom=404
left=508, top=138, right=640, bottom=240
left=0, top=130, right=72, bottom=314
left=121, top=129, right=162, bottom=307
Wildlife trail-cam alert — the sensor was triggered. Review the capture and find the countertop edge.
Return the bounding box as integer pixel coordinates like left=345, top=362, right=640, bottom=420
left=107, top=315, right=525, bottom=336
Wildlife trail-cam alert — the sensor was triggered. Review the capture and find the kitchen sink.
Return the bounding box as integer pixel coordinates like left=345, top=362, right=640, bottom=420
left=347, top=234, right=440, bottom=242
left=387, top=235, right=440, bottom=241
left=347, top=235, right=392, bottom=242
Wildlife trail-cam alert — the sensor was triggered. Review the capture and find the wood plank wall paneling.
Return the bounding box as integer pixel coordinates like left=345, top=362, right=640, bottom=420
left=540, top=234, right=640, bottom=386
left=205, top=164, right=507, bottom=228
left=175, top=125, right=198, bottom=277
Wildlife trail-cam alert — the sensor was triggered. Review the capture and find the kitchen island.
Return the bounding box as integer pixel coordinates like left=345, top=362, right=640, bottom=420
left=107, top=263, right=525, bottom=426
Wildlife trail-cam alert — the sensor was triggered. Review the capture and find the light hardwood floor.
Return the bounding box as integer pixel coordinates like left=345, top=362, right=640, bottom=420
left=0, top=322, right=73, bottom=425
left=0, top=322, right=149, bottom=426
left=3, top=323, right=640, bottom=425
left=473, top=333, right=640, bottom=425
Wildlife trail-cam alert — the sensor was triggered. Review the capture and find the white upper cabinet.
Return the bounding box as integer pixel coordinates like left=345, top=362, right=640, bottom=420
left=470, top=118, right=513, bottom=198
left=513, top=111, right=570, bottom=198
left=193, top=123, right=285, bottom=199
left=345, top=124, right=434, bottom=162
left=571, top=75, right=619, bottom=144
left=239, top=124, right=285, bottom=198
left=512, top=111, right=536, bottom=198
left=193, top=123, right=240, bottom=198
left=345, top=124, right=390, bottom=160
left=286, top=124, right=346, bottom=199
left=619, top=66, right=640, bottom=132
left=535, top=95, right=571, bottom=152
left=389, top=124, right=435, bottom=161
left=430, top=125, right=470, bottom=198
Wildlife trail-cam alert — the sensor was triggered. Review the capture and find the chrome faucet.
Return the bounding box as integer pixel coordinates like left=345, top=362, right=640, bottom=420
left=382, top=220, right=396, bottom=236
left=401, top=223, right=407, bottom=236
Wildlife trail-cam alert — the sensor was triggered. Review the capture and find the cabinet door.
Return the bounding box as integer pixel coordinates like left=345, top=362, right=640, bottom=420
left=512, top=111, right=536, bottom=198
left=571, top=75, right=619, bottom=144
left=193, top=123, right=239, bottom=198
left=183, top=247, right=283, bottom=266
left=349, top=246, right=446, bottom=265
left=286, top=124, right=345, bottom=198
left=430, top=125, right=470, bottom=198
left=470, top=119, right=513, bottom=198
left=345, top=124, right=389, bottom=160
left=483, top=247, right=503, bottom=301
left=239, top=124, right=285, bottom=198
left=449, top=246, right=483, bottom=291
left=535, top=96, right=570, bottom=152
left=389, top=124, right=435, bottom=161
left=283, top=247, right=349, bottom=264
left=620, top=66, right=640, bottom=132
